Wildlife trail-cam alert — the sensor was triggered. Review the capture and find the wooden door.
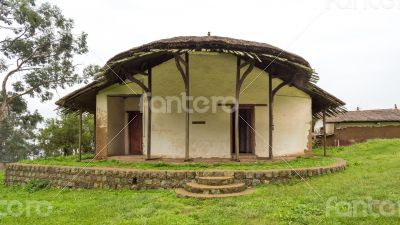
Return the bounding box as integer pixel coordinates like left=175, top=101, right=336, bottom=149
left=128, top=111, right=143, bottom=155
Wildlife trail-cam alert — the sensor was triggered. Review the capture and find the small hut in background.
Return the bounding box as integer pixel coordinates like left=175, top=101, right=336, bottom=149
left=315, top=107, right=400, bottom=146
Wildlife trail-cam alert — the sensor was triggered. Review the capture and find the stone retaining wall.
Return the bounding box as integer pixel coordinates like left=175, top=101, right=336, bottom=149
left=4, top=159, right=346, bottom=190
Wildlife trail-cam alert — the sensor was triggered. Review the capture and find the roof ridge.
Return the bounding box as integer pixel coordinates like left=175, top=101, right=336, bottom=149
left=327, top=108, right=400, bottom=123
left=347, top=108, right=399, bottom=112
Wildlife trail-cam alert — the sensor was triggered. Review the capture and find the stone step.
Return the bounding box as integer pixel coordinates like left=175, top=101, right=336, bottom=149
left=197, top=176, right=234, bottom=186
left=184, top=182, right=247, bottom=194
left=176, top=188, right=254, bottom=199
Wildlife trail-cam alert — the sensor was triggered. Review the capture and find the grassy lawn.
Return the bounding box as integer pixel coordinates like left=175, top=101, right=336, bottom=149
left=20, top=154, right=336, bottom=170
left=1, top=139, right=400, bottom=224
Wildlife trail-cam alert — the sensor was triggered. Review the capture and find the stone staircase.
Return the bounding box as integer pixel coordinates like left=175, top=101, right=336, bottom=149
left=175, top=176, right=254, bottom=199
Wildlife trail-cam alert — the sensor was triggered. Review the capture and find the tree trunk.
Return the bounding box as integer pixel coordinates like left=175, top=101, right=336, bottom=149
left=63, top=148, right=72, bottom=156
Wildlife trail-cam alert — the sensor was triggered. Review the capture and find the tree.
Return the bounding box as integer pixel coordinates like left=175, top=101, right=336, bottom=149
left=0, top=0, right=94, bottom=122
left=38, top=112, right=94, bottom=157
left=0, top=95, right=42, bottom=161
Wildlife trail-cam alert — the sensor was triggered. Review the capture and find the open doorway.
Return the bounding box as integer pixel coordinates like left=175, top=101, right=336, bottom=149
left=231, top=106, right=255, bottom=154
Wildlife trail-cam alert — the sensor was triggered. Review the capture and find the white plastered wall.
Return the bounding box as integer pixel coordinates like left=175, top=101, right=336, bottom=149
left=273, top=84, right=312, bottom=156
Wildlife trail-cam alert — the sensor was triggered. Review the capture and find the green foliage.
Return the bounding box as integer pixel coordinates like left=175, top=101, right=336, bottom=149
left=24, top=179, right=49, bottom=193
left=37, top=112, right=94, bottom=156
left=2, top=139, right=400, bottom=224
left=0, top=95, right=42, bottom=162
left=0, top=0, right=97, bottom=121
left=0, top=0, right=100, bottom=161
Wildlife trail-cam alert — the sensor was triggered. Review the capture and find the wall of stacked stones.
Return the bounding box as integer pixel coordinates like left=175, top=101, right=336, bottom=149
left=4, top=159, right=346, bottom=190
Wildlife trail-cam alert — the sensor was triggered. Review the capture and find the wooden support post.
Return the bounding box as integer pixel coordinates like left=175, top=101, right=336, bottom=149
left=234, top=57, right=240, bottom=161
left=184, top=53, right=190, bottom=162
left=323, top=110, right=327, bottom=156
left=78, top=108, right=83, bottom=161
left=268, top=75, right=273, bottom=160
left=93, top=110, right=96, bottom=154
left=174, top=52, right=190, bottom=161
left=147, top=68, right=152, bottom=160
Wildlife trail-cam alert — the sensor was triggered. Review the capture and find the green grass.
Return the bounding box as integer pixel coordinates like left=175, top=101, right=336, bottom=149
left=1, top=139, right=400, bottom=224
left=20, top=154, right=336, bottom=170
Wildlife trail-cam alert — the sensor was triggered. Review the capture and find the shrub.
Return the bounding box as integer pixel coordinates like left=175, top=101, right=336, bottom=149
left=25, top=179, right=50, bottom=193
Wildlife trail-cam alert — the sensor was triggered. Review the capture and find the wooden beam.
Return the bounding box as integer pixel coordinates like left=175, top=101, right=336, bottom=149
left=174, top=53, right=190, bottom=161
left=272, top=80, right=289, bottom=97
left=127, top=76, right=150, bottom=93
left=147, top=68, right=152, bottom=160
left=239, top=60, right=250, bottom=69
left=234, top=57, right=240, bottom=161
left=78, top=108, right=83, bottom=161
left=131, top=70, right=149, bottom=76
left=239, top=60, right=255, bottom=86
left=107, top=94, right=142, bottom=98
left=178, top=54, right=188, bottom=67
left=93, top=110, right=96, bottom=154
left=217, top=103, right=267, bottom=107
left=174, top=54, right=188, bottom=82
left=268, top=75, right=273, bottom=159
left=323, top=110, right=327, bottom=157
left=185, top=53, right=190, bottom=161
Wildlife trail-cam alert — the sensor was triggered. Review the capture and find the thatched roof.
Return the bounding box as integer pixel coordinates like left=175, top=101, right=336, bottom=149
left=100, top=36, right=318, bottom=86
left=109, top=36, right=310, bottom=67
left=55, top=35, right=345, bottom=116
left=327, top=109, right=400, bottom=123
left=305, top=84, right=345, bottom=118
left=55, top=78, right=109, bottom=113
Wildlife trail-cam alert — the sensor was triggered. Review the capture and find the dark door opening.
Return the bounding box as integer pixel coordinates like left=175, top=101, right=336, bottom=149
left=128, top=111, right=143, bottom=155
left=231, top=106, right=255, bottom=154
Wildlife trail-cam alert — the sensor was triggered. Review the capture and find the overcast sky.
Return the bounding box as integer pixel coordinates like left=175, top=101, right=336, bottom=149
left=31, top=0, right=400, bottom=119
